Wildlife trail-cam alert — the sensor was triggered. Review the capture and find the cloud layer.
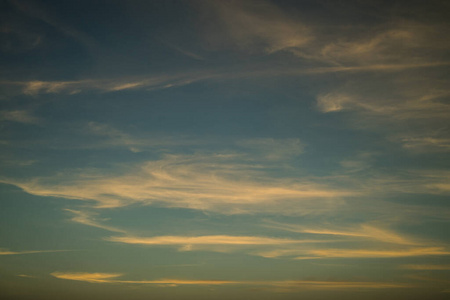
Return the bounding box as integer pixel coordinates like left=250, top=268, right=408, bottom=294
left=51, top=271, right=410, bottom=290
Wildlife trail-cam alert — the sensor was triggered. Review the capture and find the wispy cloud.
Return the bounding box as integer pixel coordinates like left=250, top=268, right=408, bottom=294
left=0, top=73, right=210, bottom=96
left=103, top=227, right=450, bottom=261
left=236, top=138, right=303, bottom=160
left=64, top=209, right=126, bottom=233
left=4, top=153, right=354, bottom=213
left=320, top=87, right=449, bottom=118
left=4, top=149, right=450, bottom=217
left=106, top=235, right=306, bottom=246
left=400, top=137, right=450, bottom=152
left=0, top=248, right=71, bottom=255
left=264, top=221, right=418, bottom=245
left=257, top=220, right=450, bottom=260
left=10, top=0, right=97, bottom=53
left=255, top=247, right=450, bottom=260
left=17, top=274, right=36, bottom=278
left=3, top=59, right=447, bottom=98
left=51, top=272, right=124, bottom=283
left=401, top=264, right=450, bottom=270
left=0, top=109, right=41, bottom=124
left=196, top=0, right=450, bottom=74
left=307, top=23, right=450, bottom=67
left=295, top=9, right=450, bottom=154
left=196, top=0, right=311, bottom=54
left=105, top=234, right=324, bottom=253
left=314, top=67, right=450, bottom=153
left=51, top=271, right=410, bottom=290
left=304, top=247, right=450, bottom=259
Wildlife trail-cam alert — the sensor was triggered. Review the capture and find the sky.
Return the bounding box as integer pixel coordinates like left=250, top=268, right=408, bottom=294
left=1, top=0, right=450, bottom=299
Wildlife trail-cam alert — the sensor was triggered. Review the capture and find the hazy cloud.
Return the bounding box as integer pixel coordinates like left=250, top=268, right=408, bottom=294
left=0, top=248, right=70, bottom=255
left=196, top=0, right=311, bottom=54
left=401, top=264, right=450, bottom=270
left=305, top=247, right=450, bottom=259
left=5, top=153, right=354, bottom=213
left=0, top=109, right=41, bottom=124
left=51, top=271, right=410, bottom=289
left=264, top=221, right=418, bottom=245
left=65, top=209, right=126, bottom=233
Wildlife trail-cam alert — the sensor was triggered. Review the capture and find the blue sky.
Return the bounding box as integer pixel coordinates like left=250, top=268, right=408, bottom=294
left=1, top=0, right=450, bottom=299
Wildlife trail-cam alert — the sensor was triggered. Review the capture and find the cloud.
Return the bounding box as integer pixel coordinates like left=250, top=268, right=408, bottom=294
left=304, top=13, right=450, bottom=153
left=163, top=41, right=206, bottom=61
left=347, top=170, right=450, bottom=198
left=307, top=17, right=450, bottom=150
left=10, top=0, right=97, bottom=53
left=256, top=220, right=450, bottom=260
left=304, top=247, right=450, bottom=259
left=0, top=24, right=42, bottom=53
left=64, top=209, right=126, bottom=233
left=316, top=86, right=450, bottom=118
left=264, top=221, right=418, bottom=245
left=83, top=122, right=147, bottom=153
left=31, top=122, right=207, bottom=153
left=316, top=93, right=353, bottom=113
left=196, top=0, right=311, bottom=54
left=51, top=271, right=239, bottom=285
left=4, top=149, right=450, bottom=218
left=256, top=246, right=450, bottom=260
left=103, top=227, right=450, bottom=261
left=400, top=137, right=450, bottom=152
left=0, top=67, right=225, bottom=96
left=407, top=171, right=450, bottom=195
left=0, top=110, right=41, bottom=124
left=17, top=274, right=36, bottom=278
left=4, top=153, right=354, bottom=213
left=196, top=0, right=449, bottom=73
left=1, top=74, right=201, bottom=96
left=401, top=264, right=450, bottom=270
left=107, top=235, right=304, bottom=245
left=105, top=234, right=325, bottom=253
left=310, top=23, right=450, bottom=67
left=51, top=271, right=410, bottom=289
left=105, top=235, right=330, bottom=257
left=315, top=78, right=450, bottom=153
left=0, top=248, right=70, bottom=255
left=51, top=272, right=123, bottom=283
left=236, top=138, right=303, bottom=160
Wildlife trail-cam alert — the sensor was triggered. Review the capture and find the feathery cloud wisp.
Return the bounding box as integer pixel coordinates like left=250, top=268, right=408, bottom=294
left=264, top=221, right=418, bottom=245
left=0, top=249, right=71, bottom=255
left=107, top=235, right=304, bottom=245
left=65, top=209, right=126, bottom=233
left=305, top=247, right=450, bottom=259
left=196, top=0, right=311, bottom=54
left=51, top=271, right=410, bottom=289
left=5, top=153, right=354, bottom=213
left=0, top=110, right=41, bottom=124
